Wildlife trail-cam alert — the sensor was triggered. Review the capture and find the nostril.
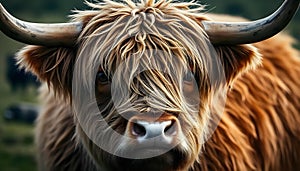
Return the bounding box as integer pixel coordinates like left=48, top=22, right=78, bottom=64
left=164, top=120, right=177, bottom=136
left=132, top=122, right=146, bottom=137
left=128, top=117, right=179, bottom=140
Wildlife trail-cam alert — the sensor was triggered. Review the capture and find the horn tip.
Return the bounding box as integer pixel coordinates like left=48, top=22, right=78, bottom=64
left=0, top=3, right=6, bottom=14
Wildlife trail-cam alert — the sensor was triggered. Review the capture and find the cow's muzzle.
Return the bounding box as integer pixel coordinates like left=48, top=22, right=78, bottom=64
left=125, top=112, right=181, bottom=148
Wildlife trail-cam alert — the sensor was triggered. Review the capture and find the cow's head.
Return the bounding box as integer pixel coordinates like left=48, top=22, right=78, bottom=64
left=1, top=0, right=299, bottom=170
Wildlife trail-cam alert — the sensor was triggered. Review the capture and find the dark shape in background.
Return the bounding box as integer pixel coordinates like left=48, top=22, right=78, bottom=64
left=5, top=55, right=40, bottom=91
left=3, top=103, right=40, bottom=124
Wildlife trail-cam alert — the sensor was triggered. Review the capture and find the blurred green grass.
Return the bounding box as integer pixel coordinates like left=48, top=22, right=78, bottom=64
left=0, top=122, right=37, bottom=171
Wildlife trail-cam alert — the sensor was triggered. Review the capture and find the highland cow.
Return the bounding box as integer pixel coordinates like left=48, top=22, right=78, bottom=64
left=0, top=0, right=300, bottom=171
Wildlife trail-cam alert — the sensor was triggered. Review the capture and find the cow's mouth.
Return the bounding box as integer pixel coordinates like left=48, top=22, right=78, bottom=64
left=110, top=148, right=187, bottom=171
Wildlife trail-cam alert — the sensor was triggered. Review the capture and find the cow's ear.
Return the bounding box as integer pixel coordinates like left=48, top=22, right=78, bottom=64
left=16, top=45, right=76, bottom=97
left=214, top=44, right=261, bottom=85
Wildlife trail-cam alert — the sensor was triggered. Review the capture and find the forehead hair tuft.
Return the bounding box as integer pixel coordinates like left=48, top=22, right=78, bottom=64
left=74, top=0, right=219, bottom=88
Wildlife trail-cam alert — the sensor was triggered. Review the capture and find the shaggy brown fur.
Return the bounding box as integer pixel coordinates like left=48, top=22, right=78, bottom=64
left=197, top=34, right=300, bottom=171
left=14, top=0, right=300, bottom=171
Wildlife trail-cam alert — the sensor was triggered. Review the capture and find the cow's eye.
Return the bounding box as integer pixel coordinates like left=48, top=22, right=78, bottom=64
left=183, top=72, right=194, bottom=83
left=96, top=71, right=110, bottom=84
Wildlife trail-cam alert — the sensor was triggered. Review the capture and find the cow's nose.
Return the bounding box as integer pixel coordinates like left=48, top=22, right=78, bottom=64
left=127, top=116, right=179, bottom=144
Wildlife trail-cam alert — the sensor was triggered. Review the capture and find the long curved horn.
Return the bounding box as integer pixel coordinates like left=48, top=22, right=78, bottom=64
left=202, top=0, right=300, bottom=45
left=0, top=3, right=82, bottom=47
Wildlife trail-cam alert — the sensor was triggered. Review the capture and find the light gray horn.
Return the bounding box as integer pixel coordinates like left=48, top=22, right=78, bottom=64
left=0, top=3, right=82, bottom=47
left=202, top=0, right=300, bottom=45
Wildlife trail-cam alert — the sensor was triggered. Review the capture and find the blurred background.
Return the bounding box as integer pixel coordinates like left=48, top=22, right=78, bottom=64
left=0, top=0, right=299, bottom=170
